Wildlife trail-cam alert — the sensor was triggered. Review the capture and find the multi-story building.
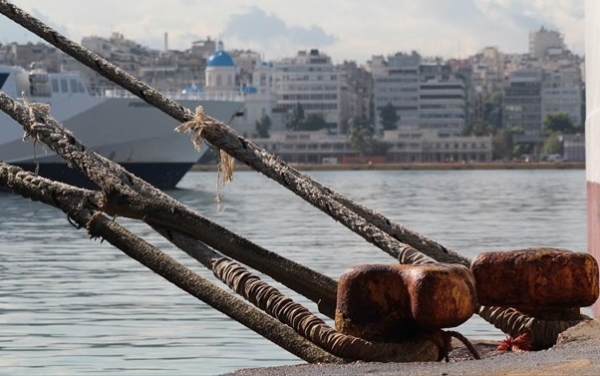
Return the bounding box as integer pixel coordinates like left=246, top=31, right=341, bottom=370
left=273, top=49, right=342, bottom=133
left=563, top=134, right=585, bottom=162
left=82, top=32, right=157, bottom=73
left=371, top=51, right=420, bottom=130
left=337, top=60, right=373, bottom=133
left=82, top=32, right=160, bottom=92
left=252, top=128, right=492, bottom=164
left=0, top=41, right=66, bottom=71
left=419, top=60, right=467, bottom=135
left=542, top=66, right=583, bottom=127
left=383, top=128, right=492, bottom=163
left=252, top=130, right=352, bottom=163
left=371, top=52, right=467, bottom=135
left=231, top=49, right=261, bottom=86
left=503, top=69, right=543, bottom=133
left=470, top=46, right=504, bottom=94
left=190, top=37, right=217, bottom=59
left=139, top=37, right=219, bottom=92
left=529, top=26, right=566, bottom=60
left=238, top=60, right=284, bottom=137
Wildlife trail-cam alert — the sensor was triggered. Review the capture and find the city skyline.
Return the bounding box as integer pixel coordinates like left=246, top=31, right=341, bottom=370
left=1, top=0, right=585, bottom=63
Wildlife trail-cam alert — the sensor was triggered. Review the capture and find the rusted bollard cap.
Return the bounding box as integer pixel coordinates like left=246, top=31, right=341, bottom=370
left=335, top=263, right=476, bottom=343
left=471, top=248, right=599, bottom=317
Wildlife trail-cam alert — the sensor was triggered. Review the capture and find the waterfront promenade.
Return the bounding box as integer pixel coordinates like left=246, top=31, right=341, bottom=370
left=192, top=161, right=585, bottom=172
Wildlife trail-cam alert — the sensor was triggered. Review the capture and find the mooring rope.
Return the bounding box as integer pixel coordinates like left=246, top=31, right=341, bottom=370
left=212, top=257, right=446, bottom=362
left=0, top=163, right=340, bottom=364
left=0, top=91, right=339, bottom=317
left=0, top=1, right=466, bottom=267
left=0, top=1, right=587, bottom=353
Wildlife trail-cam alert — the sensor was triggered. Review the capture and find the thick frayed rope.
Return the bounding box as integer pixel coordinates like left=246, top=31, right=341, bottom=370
left=20, top=92, right=52, bottom=174
left=176, top=106, right=235, bottom=206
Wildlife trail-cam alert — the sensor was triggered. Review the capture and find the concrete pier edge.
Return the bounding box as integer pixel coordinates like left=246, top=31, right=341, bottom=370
left=223, top=318, right=600, bottom=376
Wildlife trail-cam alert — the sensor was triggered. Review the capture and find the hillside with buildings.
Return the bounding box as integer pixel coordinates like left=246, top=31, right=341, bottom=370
left=0, top=26, right=584, bottom=164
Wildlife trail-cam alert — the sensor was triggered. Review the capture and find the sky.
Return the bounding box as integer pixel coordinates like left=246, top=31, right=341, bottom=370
left=0, top=0, right=585, bottom=64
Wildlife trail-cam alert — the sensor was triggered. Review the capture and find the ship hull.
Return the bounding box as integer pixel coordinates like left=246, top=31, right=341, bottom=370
left=13, top=161, right=194, bottom=190
left=1, top=96, right=243, bottom=189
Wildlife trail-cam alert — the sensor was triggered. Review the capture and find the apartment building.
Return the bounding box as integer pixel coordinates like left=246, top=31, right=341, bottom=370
left=542, top=64, right=583, bottom=127
left=337, top=60, right=373, bottom=133
left=419, top=60, right=466, bottom=135
left=470, top=46, right=504, bottom=94
left=273, top=49, right=342, bottom=133
left=503, top=69, right=543, bottom=133
left=371, top=51, right=420, bottom=130
left=529, top=26, right=566, bottom=60
left=371, top=52, right=467, bottom=135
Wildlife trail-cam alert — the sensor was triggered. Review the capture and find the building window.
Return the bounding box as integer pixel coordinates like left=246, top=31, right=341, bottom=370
left=51, top=79, right=59, bottom=93
left=60, top=79, right=68, bottom=93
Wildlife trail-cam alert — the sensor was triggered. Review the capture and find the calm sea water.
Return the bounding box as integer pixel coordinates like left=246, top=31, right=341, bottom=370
left=0, top=169, right=588, bottom=375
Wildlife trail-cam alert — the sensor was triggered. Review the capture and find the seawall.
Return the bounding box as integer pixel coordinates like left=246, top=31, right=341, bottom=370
left=191, top=161, right=585, bottom=172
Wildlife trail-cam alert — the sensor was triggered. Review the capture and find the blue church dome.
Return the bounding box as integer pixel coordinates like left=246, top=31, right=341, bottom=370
left=181, top=84, right=203, bottom=94
left=243, top=85, right=258, bottom=94
left=207, top=40, right=234, bottom=68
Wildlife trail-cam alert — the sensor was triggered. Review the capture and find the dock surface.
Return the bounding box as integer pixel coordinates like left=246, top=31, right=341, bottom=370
left=223, top=318, right=600, bottom=376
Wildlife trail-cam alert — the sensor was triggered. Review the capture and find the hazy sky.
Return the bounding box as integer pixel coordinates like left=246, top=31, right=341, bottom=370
left=1, top=0, right=584, bottom=63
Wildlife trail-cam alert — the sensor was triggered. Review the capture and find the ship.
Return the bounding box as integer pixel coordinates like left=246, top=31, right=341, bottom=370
left=0, top=64, right=245, bottom=189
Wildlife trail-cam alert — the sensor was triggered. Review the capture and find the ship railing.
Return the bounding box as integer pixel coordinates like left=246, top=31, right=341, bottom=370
left=100, top=88, right=245, bottom=102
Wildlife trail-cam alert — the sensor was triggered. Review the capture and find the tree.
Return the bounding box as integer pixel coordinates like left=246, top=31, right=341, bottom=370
left=483, top=91, right=503, bottom=129
left=288, top=103, right=305, bottom=131
left=542, top=134, right=563, bottom=156
left=301, top=114, right=328, bottom=131
left=462, top=120, right=493, bottom=137
left=543, top=113, right=577, bottom=134
left=379, top=102, right=399, bottom=131
left=255, top=114, right=272, bottom=138
left=492, top=126, right=524, bottom=161
left=492, top=131, right=512, bottom=161
left=369, top=139, right=390, bottom=156
left=348, top=117, right=373, bottom=157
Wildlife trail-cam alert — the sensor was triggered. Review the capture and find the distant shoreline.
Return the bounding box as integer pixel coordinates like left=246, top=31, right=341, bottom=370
left=191, top=161, right=585, bottom=172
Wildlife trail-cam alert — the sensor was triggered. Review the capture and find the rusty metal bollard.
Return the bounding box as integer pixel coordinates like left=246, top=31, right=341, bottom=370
left=471, top=248, right=599, bottom=321
left=335, top=263, right=477, bottom=343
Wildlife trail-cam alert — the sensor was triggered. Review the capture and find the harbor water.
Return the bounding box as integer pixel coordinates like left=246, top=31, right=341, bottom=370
left=0, top=169, right=588, bottom=375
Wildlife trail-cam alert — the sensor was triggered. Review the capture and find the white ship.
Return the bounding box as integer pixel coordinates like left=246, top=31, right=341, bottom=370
left=0, top=64, right=245, bottom=189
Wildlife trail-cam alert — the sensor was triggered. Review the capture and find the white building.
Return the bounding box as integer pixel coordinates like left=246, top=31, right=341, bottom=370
left=251, top=128, right=492, bottom=164
left=371, top=52, right=420, bottom=130
left=273, top=49, right=342, bottom=133
left=529, top=26, right=566, bottom=60
left=419, top=61, right=466, bottom=135
left=371, top=52, right=466, bottom=135
left=238, top=61, right=283, bottom=137
left=205, top=41, right=236, bottom=93
left=383, top=128, right=492, bottom=163
left=470, top=46, right=504, bottom=93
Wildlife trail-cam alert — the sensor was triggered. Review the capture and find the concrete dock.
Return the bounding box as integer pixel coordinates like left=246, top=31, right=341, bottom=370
left=223, top=318, right=600, bottom=376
